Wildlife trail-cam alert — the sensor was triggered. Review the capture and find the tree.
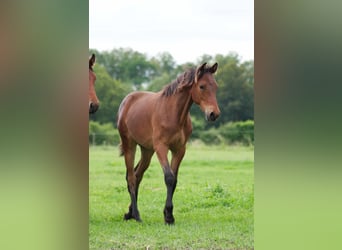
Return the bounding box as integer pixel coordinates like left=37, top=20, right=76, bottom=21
left=90, top=48, right=157, bottom=90
left=146, top=52, right=178, bottom=92
left=89, top=64, right=130, bottom=125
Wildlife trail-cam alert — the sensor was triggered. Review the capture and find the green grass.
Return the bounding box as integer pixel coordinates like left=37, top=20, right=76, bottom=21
left=89, top=145, right=254, bottom=249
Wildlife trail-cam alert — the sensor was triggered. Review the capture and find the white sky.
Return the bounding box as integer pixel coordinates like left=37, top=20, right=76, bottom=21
left=89, top=0, right=253, bottom=64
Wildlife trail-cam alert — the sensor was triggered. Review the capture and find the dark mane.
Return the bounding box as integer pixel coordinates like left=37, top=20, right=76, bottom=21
left=161, top=69, right=194, bottom=96
left=162, top=64, right=214, bottom=97
left=89, top=53, right=95, bottom=71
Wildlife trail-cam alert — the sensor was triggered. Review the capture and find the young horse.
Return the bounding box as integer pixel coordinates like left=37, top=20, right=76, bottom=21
left=117, top=62, right=220, bottom=224
left=89, top=54, right=99, bottom=114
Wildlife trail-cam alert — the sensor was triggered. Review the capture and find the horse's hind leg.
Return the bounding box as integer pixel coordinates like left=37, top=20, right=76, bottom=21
left=122, top=140, right=141, bottom=222
left=124, top=146, right=154, bottom=222
left=134, top=146, right=154, bottom=201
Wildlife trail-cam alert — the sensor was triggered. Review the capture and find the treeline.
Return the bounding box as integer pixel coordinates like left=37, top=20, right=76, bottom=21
left=89, top=48, right=254, bottom=145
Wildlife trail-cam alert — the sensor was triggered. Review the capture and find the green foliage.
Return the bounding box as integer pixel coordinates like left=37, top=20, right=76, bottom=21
left=198, top=127, right=223, bottom=145
left=214, top=54, right=254, bottom=123
left=147, top=52, right=181, bottom=92
left=195, top=120, right=254, bottom=146
left=218, top=120, right=254, bottom=146
left=153, top=52, right=176, bottom=75
left=90, top=48, right=157, bottom=89
left=189, top=116, right=205, bottom=140
left=89, top=64, right=130, bottom=124
left=89, top=121, right=120, bottom=145
left=146, top=72, right=174, bottom=92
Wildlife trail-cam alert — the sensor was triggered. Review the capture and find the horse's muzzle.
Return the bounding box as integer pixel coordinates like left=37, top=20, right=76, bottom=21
left=89, top=103, right=99, bottom=114
left=206, top=111, right=220, bottom=122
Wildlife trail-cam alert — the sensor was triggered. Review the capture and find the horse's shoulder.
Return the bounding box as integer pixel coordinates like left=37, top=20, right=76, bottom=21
left=185, top=115, right=193, bottom=133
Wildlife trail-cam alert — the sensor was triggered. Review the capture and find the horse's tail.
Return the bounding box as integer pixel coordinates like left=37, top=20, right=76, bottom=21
left=119, top=141, right=124, bottom=156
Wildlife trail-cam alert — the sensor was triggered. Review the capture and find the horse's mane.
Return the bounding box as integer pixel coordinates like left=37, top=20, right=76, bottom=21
left=89, top=54, right=95, bottom=71
left=162, top=69, right=195, bottom=97
left=89, top=63, right=94, bottom=72
left=162, top=65, right=213, bottom=97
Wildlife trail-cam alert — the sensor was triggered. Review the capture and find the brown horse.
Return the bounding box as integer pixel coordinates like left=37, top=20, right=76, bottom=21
left=117, top=62, right=220, bottom=224
left=89, top=54, right=99, bottom=114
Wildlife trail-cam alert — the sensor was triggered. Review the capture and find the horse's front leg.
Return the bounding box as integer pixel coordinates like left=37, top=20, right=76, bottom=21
left=155, top=144, right=185, bottom=224
left=165, top=147, right=186, bottom=223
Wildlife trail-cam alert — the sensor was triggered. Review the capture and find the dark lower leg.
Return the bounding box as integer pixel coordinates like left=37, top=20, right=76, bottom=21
left=124, top=190, right=141, bottom=221
left=164, top=170, right=177, bottom=224
left=124, top=185, right=141, bottom=221
left=125, top=148, right=153, bottom=222
left=124, top=170, right=141, bottom=222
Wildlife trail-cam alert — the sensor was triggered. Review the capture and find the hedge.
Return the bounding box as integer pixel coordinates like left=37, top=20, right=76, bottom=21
left=89, top=120, right=254, bottom=146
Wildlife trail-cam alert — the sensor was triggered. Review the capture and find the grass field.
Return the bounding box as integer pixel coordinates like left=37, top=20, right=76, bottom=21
left=89, top=144, right=254, bottom=249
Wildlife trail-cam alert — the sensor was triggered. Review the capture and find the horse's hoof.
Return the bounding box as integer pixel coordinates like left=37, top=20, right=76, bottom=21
left=124, top=213, right=142, bottom=223
left=164, top=216, right=175, bottom=225
left=124, top=213, right=132, bottom=220
left=164, top=208, right=175, bottom=225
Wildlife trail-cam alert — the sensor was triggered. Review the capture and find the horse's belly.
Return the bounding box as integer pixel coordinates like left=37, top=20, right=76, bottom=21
left=126, top=109, right=154, bottom=149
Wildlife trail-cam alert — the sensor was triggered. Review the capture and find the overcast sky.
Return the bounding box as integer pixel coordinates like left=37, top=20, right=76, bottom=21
left=89, top=0, right=253, bottom=64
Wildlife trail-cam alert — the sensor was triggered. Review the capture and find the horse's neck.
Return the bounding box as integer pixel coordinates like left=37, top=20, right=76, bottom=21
left=171, top=90, right=193, bottom=126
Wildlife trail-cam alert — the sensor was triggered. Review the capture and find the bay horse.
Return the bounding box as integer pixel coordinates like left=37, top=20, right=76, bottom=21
left=117, top=62, right=220, bottom=224
left=89, top=54, right=99, bottom=114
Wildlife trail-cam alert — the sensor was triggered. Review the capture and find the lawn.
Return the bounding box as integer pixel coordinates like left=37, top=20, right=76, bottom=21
left=89, top=144, right=254, bottom=249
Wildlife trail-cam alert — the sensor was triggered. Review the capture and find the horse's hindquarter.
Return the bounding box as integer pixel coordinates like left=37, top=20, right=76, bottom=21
left=118, top=91, right=156, bottom=149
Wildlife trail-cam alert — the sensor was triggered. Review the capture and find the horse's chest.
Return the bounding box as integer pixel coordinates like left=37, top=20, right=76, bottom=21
left=162, top=124, right=192, bottom=149
left=152, top=114, right=192, bottom=148
left=169, top=129, right=187, bottom=145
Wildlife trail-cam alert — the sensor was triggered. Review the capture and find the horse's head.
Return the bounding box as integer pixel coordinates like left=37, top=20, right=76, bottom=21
left=191, top=62, right=221, bottom=122
left=89, top=54, right=99, bottom=114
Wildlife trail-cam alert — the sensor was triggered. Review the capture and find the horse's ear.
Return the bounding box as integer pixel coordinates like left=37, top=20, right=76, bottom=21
left=89, top=54, right=96, bottom=69
left=210, top=62, right=218, bottom=74
left=195, top=62, right=207, bottom=82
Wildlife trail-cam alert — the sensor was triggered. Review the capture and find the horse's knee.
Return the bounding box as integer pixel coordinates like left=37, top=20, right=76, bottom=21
left=164, top=171, right=176, bottom=187
left=126, top=173, right=136, bottom=193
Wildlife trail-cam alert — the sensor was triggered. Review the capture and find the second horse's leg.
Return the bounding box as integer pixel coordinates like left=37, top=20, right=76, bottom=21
left=123, top=141, right=141, bottom=221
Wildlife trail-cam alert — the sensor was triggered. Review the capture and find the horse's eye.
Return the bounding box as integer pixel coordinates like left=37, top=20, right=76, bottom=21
left=199, top=85, right=204, bottom=90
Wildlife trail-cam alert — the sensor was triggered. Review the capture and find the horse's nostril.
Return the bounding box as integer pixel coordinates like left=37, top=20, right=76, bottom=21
left=89, top=103, right=99, bottom=114
left=209, top=112, right=216, bottom=121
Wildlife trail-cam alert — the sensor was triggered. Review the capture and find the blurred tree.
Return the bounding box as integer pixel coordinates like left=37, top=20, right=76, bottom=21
left=89, top=63, right=130, bottom=125
left=155, top=52, right=176, bottom=75
left=214, top=53, right=254, bottom=124
left=147, top=72, right=173, bottom=92
left=89, top=48, right=157, bottom=90
left=196, top=54, right=214, bottom=65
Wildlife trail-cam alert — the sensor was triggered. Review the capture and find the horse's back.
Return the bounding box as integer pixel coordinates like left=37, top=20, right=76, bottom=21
left=118, top=91, right=158, bottom=148
left=118, top=91, right=157, bottom=120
